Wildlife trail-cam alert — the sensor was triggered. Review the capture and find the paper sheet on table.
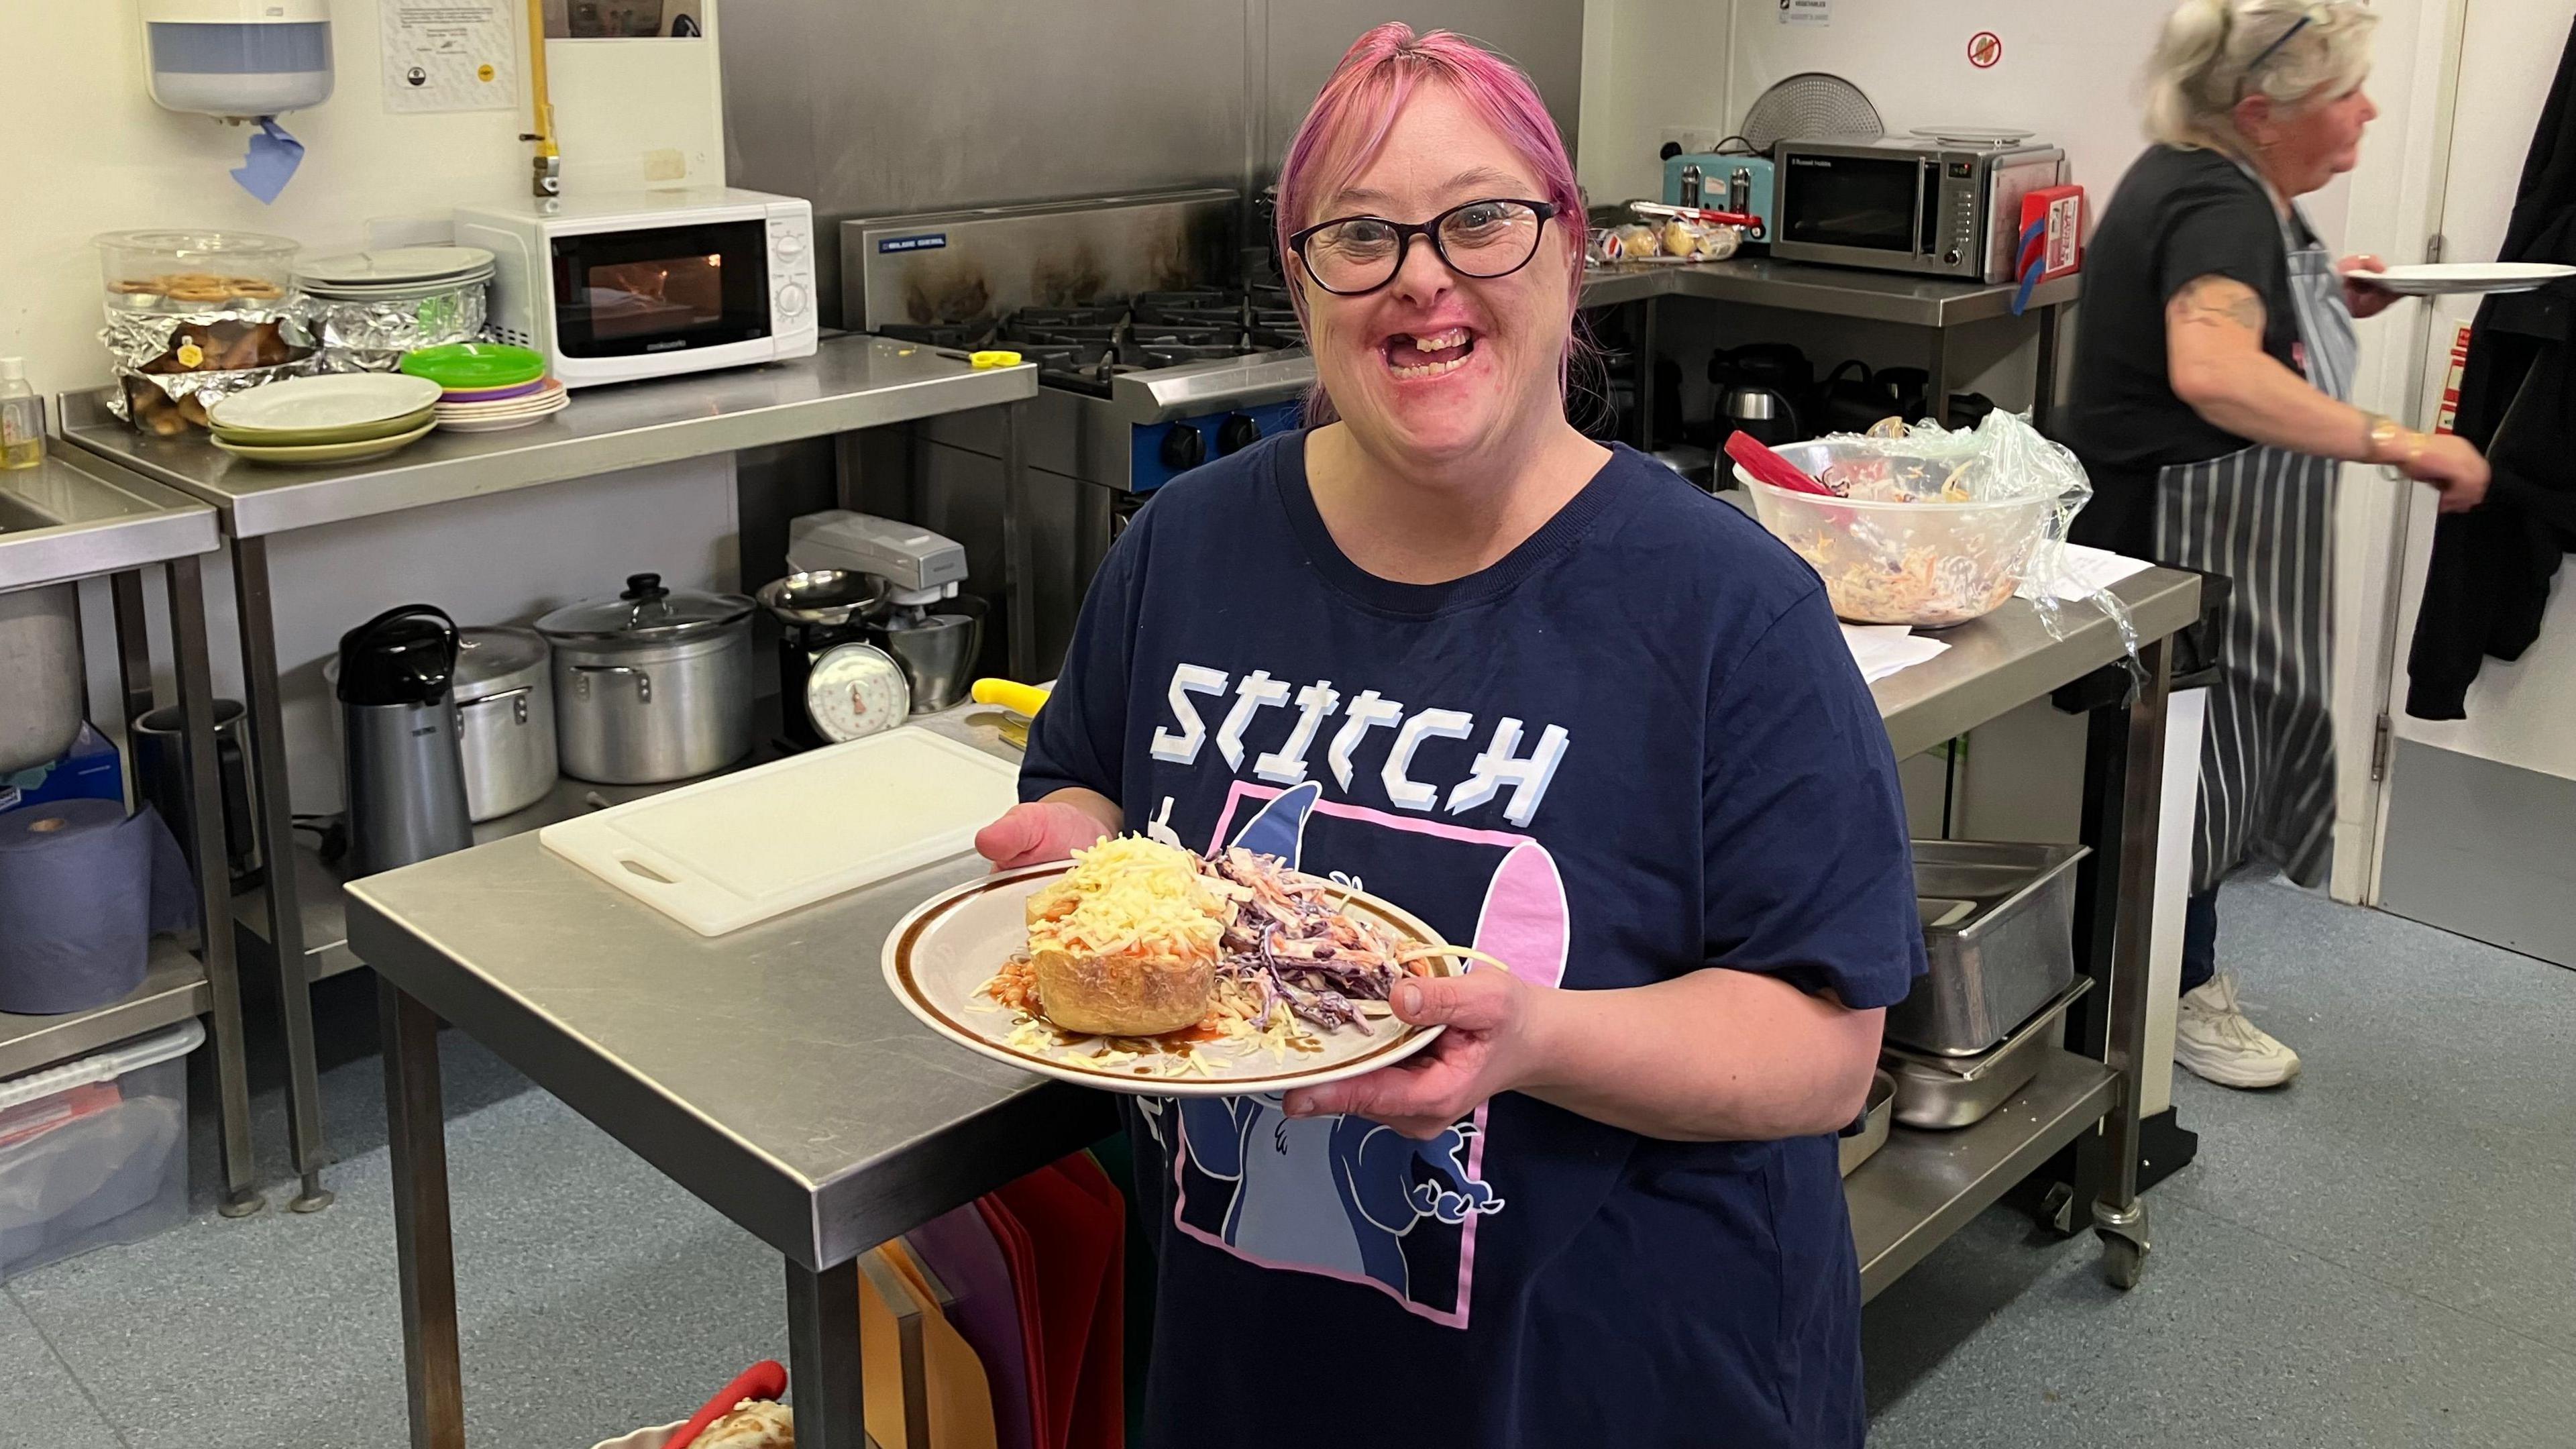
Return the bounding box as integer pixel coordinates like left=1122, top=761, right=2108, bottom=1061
left=1841, top=623, right=1950, bottom=682
left=2019, top=543, right=2155, bottom=603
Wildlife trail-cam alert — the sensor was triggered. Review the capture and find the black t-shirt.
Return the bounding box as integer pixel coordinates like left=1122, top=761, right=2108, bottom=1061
left=2063, top=146, right=2314, bottom=553
left=1022, top=432, right=1925, bottom=1449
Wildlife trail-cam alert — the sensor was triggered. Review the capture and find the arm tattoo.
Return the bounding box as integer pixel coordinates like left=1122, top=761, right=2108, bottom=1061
left=2170, top=275, right=2265, bottom=333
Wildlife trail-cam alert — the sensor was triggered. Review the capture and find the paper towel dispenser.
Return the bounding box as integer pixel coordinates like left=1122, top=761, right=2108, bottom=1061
left=142, top=0, right=334, bottom=120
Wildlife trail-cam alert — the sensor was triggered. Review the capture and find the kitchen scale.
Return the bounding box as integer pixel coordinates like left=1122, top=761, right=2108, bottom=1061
left=761, top=511, right=978, bottom=749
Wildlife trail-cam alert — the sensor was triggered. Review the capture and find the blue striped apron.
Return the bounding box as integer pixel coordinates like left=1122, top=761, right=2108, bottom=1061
left=2153, top=161, right=2355, bottom=894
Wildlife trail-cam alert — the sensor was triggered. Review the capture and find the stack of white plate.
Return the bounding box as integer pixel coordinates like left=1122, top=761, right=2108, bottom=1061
left=205, top=374, right=444, bottom=466
left=433, top=377, right=570, bottom=432
left=295, top=246, right=496, bottom=301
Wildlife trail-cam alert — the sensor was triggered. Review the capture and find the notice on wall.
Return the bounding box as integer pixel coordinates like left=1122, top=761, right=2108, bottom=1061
left=381, top=1, right=520, bottom=113
left=1777, top=0, right=1831, bottom=25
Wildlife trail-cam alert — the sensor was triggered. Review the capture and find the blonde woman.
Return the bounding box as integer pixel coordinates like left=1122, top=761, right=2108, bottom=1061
left=2065, top=0, right=2488, bottom=1087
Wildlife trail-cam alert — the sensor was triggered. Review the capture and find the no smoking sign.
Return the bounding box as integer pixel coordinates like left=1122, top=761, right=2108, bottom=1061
left=1968, top=30, right=2003, bottom=68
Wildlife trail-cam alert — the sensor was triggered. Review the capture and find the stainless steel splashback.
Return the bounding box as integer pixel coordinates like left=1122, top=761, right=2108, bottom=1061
left=721, top=0, right=1585, bottom=327
left=843, top=191, right=1238, bottom=331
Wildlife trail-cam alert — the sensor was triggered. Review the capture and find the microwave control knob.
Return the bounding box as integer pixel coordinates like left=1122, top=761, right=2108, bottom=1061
left=1160, top=424, right=1206, bottom=472
left=1216, top=413, right=1262, bottom=455
left=775, top=231, right=807, bottom=258
left=777, top=283, right=809, bottom=315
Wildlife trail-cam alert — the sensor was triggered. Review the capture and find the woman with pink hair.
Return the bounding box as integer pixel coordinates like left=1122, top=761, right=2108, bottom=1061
left=979, top=25, right=1920, bottom=1446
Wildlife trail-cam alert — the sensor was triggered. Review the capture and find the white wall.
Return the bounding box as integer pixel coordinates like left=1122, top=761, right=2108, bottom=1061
left=8, top=1, right=738, bottom=814
left=1, top=3, right=726, bottom=391
left=1576, top=0, right=1736, bottom=205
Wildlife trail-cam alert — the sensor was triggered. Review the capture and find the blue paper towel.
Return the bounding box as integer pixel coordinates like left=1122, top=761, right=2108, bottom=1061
left=0, top=800, right=196, bottom=1016
left=231, top=118, right=304, bottom=205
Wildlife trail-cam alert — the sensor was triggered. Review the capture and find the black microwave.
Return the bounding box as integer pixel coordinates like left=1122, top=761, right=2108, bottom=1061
left=1772, top=138, right=2063, bottom=283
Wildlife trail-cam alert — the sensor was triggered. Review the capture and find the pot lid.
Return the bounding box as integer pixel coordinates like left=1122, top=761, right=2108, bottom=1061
left=536, top=572, right=754, bottom=641
left=757, top=569, right=891, bottom=627
left=453, top=626, right=548, bottom=688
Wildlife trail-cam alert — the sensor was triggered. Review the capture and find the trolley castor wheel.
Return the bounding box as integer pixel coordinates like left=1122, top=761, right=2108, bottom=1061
left=2093, top=1199, right=2150, bottom=1289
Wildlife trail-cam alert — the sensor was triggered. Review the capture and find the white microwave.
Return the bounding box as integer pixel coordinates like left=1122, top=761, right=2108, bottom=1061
left=453, top=187, right=818, bottom=388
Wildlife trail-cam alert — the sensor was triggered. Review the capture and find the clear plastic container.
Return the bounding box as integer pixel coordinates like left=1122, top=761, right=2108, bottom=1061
left=0, top=1020, right=200, bottom=1281
left=95, top=229, right=300, bottom=314
left=1738, top=439, right=2059, bottom=629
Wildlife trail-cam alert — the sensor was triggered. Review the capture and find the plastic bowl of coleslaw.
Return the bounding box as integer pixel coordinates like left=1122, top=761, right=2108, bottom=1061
left=1737, top=441, right=2061, bottom=629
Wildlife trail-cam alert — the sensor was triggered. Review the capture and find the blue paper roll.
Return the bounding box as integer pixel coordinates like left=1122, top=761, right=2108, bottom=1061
left=0, top=800, right=196, bottom=1016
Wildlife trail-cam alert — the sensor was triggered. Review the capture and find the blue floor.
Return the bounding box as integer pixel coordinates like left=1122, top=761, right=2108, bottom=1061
left=4, top=879, right=2571, bottom=1448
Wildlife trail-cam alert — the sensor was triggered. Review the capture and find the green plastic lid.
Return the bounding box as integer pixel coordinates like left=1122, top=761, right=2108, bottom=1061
left=398, top=343, right=547, bottom=390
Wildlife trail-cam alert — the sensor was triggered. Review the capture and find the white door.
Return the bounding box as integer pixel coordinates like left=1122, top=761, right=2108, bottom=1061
left=2372, top=1, right=2576, bottom=966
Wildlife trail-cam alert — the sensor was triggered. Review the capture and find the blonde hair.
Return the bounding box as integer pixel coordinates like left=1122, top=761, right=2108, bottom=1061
left=2143, top=0, right=2379, bottom=150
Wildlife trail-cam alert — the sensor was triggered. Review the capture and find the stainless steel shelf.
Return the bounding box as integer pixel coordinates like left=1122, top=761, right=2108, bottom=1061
left=0, top=450, right=218, bottom=591
left=60, top=335, right=1038, bottom=539
left=1580, top=256, right=2082, bottom=327
left=1848, top=1046, right=2117, bottom=1301
left=0, top=938, right=211, bottom=1080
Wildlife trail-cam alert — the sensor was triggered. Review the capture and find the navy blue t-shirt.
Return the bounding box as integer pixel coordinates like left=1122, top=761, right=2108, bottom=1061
left=1021, top=431, right=1924, bottom=1449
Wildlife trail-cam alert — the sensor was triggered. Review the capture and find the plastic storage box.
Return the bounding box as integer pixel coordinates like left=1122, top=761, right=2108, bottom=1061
left=0, top=1020, right=200, bottom=1281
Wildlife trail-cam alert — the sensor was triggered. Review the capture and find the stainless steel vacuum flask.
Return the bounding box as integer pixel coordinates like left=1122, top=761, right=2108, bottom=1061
left=337, top=604, right=473, bottom=876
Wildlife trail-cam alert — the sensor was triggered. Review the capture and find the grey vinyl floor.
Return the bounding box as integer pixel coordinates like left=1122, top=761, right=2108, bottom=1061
left=3, top=879, right=2569, bottom=1448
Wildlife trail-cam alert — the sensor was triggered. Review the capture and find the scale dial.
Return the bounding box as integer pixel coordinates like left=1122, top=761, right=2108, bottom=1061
left=804, top=642, right=910, bottom=742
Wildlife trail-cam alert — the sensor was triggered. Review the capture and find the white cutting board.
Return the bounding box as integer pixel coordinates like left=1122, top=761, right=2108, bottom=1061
left=539, top=727, right=1021, bottom=936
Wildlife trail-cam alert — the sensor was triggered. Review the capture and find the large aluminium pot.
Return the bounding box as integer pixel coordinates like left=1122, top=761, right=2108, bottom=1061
left=0, top=584, right=85, bottom=775
left=452, top=627, right=557, bottom=820
left=536, top=573, right=755, bottom=785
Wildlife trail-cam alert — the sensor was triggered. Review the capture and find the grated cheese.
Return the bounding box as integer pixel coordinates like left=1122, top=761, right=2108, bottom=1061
left=1028, top=836, right=1231, bottom=959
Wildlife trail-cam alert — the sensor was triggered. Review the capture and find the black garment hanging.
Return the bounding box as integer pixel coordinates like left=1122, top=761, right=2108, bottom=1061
left=2407, top=18, right=2576, bottom=720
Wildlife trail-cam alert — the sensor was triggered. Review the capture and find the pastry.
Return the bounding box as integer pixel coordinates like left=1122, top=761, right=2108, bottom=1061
left=225, top=277, right=284, bottom=301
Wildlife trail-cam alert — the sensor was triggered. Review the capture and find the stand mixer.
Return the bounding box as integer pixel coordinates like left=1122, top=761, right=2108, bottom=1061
left=786, top=511, right=983, bottom=715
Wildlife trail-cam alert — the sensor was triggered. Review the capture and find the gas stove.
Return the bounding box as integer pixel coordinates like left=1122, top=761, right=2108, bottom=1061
left=843, top=191, right=1318, bottom=496
left=838, top=190, right=1322, bottom=674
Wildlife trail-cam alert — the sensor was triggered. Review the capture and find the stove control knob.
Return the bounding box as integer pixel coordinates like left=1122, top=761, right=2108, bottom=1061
left=1161, top=425, right=1206, bottom=472
left=1216, top=413, right=1263, bottom=455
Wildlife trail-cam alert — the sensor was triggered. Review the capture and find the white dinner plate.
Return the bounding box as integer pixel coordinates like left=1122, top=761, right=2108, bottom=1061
left=297, top=246, right=496, bottom=287
left=209, top=372, right=442, bottom=433
left=2357, top=262, right=2576, bottom=297
left=433, top=378, right=566, bottom=415
left=436, top=394, right=571, bottom=431
left=883, top=860, right=1468, bottom=1097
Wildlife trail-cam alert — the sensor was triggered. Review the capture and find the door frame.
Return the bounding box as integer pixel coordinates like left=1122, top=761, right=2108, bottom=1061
left=2333, top=0, right=2477, bottom=906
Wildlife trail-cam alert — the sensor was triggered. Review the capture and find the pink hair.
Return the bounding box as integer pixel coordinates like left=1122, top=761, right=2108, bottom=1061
left=1275, top=25, right=1589, bottom=425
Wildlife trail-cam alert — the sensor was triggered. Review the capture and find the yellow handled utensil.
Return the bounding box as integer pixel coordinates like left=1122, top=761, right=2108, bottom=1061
left=971, top=678, right=1051, bottom=718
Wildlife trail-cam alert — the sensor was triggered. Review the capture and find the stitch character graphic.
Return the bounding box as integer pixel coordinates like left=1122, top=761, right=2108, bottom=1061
left=1161, top=781, right=1570, bottom=1326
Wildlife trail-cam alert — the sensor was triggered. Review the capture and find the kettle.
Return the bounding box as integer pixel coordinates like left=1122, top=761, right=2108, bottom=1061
left=337, top=604, right=473, bottom=877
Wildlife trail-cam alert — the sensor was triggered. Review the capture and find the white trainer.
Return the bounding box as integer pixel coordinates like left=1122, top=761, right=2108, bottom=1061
left=2175, top=973, right=2301, bottom=1089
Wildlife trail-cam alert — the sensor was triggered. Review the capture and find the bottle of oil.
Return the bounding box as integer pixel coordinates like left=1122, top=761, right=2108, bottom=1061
left=0, top=359, right=44, bottom=470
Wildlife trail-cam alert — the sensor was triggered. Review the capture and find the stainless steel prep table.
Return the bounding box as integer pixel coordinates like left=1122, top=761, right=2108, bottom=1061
left=0, top=451, right=263, bottom=1215
left=347, top=566, right=2194, bottom=1448
left=1576, top=256, right=2083, bottom=455
left=62, top=337, right=1040, bottom=1212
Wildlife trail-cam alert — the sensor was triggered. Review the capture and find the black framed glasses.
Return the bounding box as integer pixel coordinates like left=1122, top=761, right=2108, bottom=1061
left=1289, top=198, right=1560, bottom=296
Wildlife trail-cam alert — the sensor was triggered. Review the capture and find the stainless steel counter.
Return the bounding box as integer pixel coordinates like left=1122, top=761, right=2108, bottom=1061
left=58, top=336, right=1044, bottom=1214
left=1580, top=256, right=2082, bottom=326
left=60, top=337, right=1036, bottom=539
left=0, top=451, right=216, bottom=592
left=1874, top=570, right=2199, bottom=761
left=345, top=710, right=1112, bottom=1272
